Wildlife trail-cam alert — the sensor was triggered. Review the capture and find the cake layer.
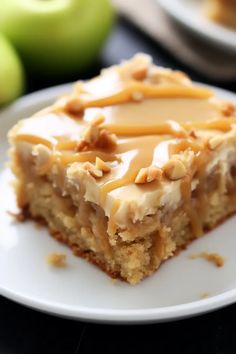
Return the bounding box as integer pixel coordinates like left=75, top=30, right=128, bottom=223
left=8, top=54, right=236, bottom=283
left=206, top=0, right=236, bottom=27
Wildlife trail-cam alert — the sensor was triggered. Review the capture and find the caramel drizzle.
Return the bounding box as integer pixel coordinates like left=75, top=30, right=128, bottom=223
left=16, top=79, right=236, bottom=238
left=104, top=118, right=236, bottom=137
left=103, top=121, right=187, bottom=137
left=183, top=117, right=236, bottom=132
left=82, top=83, right=213, bottom=108
left=100, top=137, right=163, bottom=204
left=59, top=151, right=119, bottom=166
left=15, top=134, right=57, bottom=148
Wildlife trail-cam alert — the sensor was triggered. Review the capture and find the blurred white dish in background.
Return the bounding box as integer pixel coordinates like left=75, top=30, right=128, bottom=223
left=158, top=0, right=236, bottom=54
left=1, top=84, right=236, bottom=324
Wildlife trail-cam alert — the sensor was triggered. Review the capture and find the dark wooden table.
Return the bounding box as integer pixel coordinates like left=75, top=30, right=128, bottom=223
left=1, top=17, right=236, bottom=354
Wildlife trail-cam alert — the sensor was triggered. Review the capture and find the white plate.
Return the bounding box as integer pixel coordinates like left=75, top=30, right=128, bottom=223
left=1, top=84, right=236, bottom=324
left=158, top=0, right=236, bottom=54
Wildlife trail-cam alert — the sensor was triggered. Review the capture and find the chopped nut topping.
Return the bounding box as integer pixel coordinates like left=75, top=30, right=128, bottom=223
left=82, top=124, right=100, bottom=145
left=208, top=136, right=223, bottom=150
left=135, top=166, right=163, bottom=184
left=90, top=114, right=105, bottom=126
left=76, top=140, right=89, bottom=152
left=77, top=123, right=117, bottom=152
left=119, top=53, right=151, bottom=81
left=132, top=91, right=144, bottom=102
left=64, top=97, right=84, bottom=115
left=83, top=162, right=103, bottom=178
left=95, top=157, right=111, bottom=172
left=47, top=252, right=66, bottom=267
left=163, top=159, right=187, bottom=180
left=132, top=67, right=148, bottom=81
left=96, top=129, right=117, bottom=150
left=189, top=130, right=197, bottom=139
left=149, top=67, right=191, bottom=85
left=221, top=101, right=235, bottom=117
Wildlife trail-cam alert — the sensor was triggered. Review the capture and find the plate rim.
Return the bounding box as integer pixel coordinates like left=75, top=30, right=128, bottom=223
left=1, top=82, right=236, bottom=324
left=158, top=0, right=236, bottom=53
left=1, top=284, right=236, bottom=324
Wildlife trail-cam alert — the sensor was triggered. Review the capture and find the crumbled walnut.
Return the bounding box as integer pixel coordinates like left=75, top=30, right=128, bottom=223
left=64, top=97, right=84, bottom=115
left=135, top=166, right=163, bottom=184
left=208, top=136, right=223, bottom=150
left=47, top=253, right=66, bottom=267
left=163, top=159, right=187, bottom=180
left=95, top=157, right=111, bottom=172
left=82, top=162, right=103, bottom=178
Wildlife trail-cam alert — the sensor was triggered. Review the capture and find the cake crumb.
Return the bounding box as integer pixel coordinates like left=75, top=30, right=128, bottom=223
left=34, top=221, right=44, bottom=230
left=110, top=278, right=118, bottom=285
left=7, top=210, right=26, bottom=222
left=46, top=253, right=67, bottom=267
left=189, top=252, right=225, bottom=267
left=200, top=292, right=210, bottom=299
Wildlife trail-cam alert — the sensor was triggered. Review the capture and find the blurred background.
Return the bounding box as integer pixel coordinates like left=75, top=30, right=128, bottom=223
left=1, top=0, right=236, bottom=353
left=0, top=0, right=236, bottom=108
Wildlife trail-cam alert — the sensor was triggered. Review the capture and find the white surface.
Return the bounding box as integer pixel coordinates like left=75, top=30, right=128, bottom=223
left=1, top=84, right=236, bottom=324
left=159, top=0, right=236, bottom=53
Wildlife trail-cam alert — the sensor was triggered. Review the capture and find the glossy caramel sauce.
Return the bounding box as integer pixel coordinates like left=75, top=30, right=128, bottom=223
left=14, top=55, right=236, bottom=236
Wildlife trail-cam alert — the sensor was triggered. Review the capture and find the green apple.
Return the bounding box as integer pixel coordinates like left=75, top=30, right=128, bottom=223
left=0, top=33, right=24, bottom=106
left=0, top=0, right=114, bottom=78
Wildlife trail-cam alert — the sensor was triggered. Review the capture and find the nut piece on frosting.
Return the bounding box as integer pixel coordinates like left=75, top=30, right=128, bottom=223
left=82, top=162, right=103, bottom=179
left=135, top=166, right=163, bottom=184
left=90, top=113, right=105, bottom=126
left=208, top=136, right=223, bottom=150
left=77, top=121, right=117, bottom=152
left=82, top=158, right=111, bottom=179
left=149, top=67, right=191, bottom=86
left=163, top=159, right=187, bottom=180
left=221, top=101, right=236, bottom=117
left=119, top=53, right=151, bottom=81
left=64, top=96, right=84, bottom=115
left=95, top=157, right=111, bottom=172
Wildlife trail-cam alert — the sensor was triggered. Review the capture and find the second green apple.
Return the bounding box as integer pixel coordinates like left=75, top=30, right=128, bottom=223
left=0, top=0, right=114, bottom=78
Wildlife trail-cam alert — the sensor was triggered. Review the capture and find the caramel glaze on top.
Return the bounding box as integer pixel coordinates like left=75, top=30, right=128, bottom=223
left=14, top=54, right=236, bottom=236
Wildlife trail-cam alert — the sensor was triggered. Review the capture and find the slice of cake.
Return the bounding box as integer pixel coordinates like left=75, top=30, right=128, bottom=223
left=8, top=54, right=236, bottom=284
left=205, top=0, right=236, bottom=28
